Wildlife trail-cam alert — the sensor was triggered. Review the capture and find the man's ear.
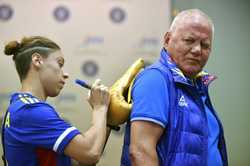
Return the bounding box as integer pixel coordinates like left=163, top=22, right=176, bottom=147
left=163, top=32, right=171, bottom=47
left=31, top=52, right=43, bottom=69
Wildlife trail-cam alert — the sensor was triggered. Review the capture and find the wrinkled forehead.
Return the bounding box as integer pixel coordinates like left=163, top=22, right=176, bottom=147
left=186, top=13, right=211, bottom=28
left=176, top=15, right=213, bottom=38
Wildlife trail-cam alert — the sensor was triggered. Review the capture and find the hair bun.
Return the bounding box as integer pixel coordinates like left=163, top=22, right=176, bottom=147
left=4, top=41, right=21, bottom=56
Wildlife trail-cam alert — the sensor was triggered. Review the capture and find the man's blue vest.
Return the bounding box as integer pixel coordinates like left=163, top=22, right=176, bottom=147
left=121, top=49, right=228, bottom=166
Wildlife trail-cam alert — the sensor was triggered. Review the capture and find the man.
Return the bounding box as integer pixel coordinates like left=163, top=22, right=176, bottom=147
left=121, top=9, right=228, bottom=166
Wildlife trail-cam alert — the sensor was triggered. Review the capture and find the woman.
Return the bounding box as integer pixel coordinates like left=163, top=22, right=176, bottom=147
left=2, top=36, right=110, bottom=166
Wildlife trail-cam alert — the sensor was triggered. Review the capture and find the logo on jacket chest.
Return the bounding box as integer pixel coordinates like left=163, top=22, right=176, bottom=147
left=178, top=95, right=188, bottom=107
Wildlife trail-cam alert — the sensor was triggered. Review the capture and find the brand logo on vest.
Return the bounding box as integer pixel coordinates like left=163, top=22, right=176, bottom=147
left=178, top=95, right=188, bottom=107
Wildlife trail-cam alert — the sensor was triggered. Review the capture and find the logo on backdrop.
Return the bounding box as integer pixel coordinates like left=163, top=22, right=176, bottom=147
left=82, top=36, right=104, bottom=47
left=56, top=93, right=77, bottom=104
left=110, top=7, right=126, bottom=24
left=53, top=6, right=70, bottom=22
left=0, top=4, right=13, bottom=21
left=82, top=60, right=99, bottom=77
left=134, top=37, right=160, bottom=56
left=76, top=36, right=105, bottom=55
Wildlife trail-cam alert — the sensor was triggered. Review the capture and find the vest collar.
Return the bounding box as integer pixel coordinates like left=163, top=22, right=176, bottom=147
left=159, top=48, right=217, bottom=87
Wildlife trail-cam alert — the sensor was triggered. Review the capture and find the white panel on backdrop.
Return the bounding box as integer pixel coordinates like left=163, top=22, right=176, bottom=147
left=0, top=0, right=171, bottom=165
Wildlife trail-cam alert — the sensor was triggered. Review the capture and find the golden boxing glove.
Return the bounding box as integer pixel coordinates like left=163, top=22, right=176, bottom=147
left=107, top=59, right=145, bottom=126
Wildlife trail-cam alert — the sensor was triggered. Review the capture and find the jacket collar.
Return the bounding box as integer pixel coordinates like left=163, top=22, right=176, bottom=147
left=159, top=48, right=217, bottom=87
left=10, top=92, right=39, bottom=104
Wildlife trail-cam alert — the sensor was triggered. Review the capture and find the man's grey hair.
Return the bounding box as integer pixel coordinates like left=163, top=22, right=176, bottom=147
left=169, top=9, right=214, bottom=38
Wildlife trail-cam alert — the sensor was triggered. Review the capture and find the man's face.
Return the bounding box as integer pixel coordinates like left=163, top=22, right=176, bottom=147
left=39, top=51, right=68, bottom=97
left=165, top=16, right=212, bottom=78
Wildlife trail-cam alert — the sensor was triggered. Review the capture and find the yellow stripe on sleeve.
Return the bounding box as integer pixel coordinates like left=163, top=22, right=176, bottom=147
left=20, top=97, right=30, bottom=104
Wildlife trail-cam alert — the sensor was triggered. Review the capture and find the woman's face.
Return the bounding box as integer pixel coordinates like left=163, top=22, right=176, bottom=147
left=39, top=50, right=68, bottom=97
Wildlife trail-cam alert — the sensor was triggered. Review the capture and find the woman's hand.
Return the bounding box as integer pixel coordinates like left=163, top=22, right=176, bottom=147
left=87, top=79, right=110, bottom=111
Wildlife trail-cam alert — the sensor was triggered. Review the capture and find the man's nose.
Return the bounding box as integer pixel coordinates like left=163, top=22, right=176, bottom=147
left=63, top=72, right=69, bottom=79
left=191, top=43, right=202, bottom=56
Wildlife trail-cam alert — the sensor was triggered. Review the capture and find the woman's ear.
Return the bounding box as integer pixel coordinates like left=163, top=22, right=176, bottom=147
left=31, top=52, right=43, bottom=68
